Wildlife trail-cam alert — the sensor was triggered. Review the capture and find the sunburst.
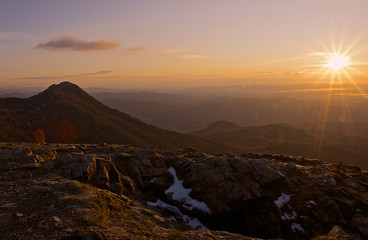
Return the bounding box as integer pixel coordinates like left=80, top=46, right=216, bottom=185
left=298, top=30, right=368, bottom=160
left=326, top=54, right=349, bottom=71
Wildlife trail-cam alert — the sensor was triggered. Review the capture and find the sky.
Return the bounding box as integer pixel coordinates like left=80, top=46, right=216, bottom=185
left=1, top=0, right=368, bottom=90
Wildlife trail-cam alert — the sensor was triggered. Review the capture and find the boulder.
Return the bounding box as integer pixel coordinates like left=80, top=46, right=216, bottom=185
left=0, top=150, right=13, bottom=160
left=131, top=147, right=154, bottom=157
left=87, top=157, right=137, bottom=197
left=249, top=159, right=284, bottom=185
left=326, top=225, right=358, bottom=240
left=352, top=217, right=368, bottom=237
left=149, top=155, right=165, bottom=168
left=228, top=157, right=252, bottom=174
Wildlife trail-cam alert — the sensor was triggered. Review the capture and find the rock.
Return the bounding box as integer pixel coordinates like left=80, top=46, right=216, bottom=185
left=140, top=158, right=152, bottom=167
left=34, top=154, right=45, bottom=163
left=208, top=157, right=227, bottom=168
left=228, top=157, right=252, bottom=174
left=249, top=159, right=284, bottom=185
left=149, top=155, right=165, bottom=168
left=1, top=143, right=368, bottom=240
left=63, top=231, right=105, bottom=240
left=115, top=152, right=133, bottom=161
left=183, top=147, right=197, bottom=153
left=57, top=155, right=84, bottom=179
left=0, top=202, right=17, bottom=208
left=21, top=163, right=41, bottom=169
left=250, top=158, right=269, bottom=167
left=131, top=147, right=154, bottom=157
left=326, top=225, right=356, bottom=240
left=42, top=160, right=56, bottom=170
left=52, top=216, right=63, bottom=226
left=0, top=150, right=13, bottom=160
left=352, top=217, right=368, bottom=237
left=67, top=145, right=76, bottom=150
left=54, top=154, right=95, bottom=179
left=78, top=144, right=88, bottom=151
left=87, top=157, right=137, bottom=196
left=285, top=162, right=297, bottom=169
left=87, top=157, right=109, bottom=188
left=114, top=152, right=169, bottom=189
left=82, top=154, right=95, bottom=173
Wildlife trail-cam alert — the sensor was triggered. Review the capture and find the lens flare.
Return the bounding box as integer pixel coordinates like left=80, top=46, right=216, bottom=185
left=326, top=54, right=349, bottom=71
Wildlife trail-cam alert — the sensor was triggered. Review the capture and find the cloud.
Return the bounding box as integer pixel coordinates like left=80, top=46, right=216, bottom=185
left=16, top=70, right=113, bottom=80
left=91, top=70, right=113, bottom=75
left=279, top=87, right=350, bottom=93
left=159, top=48, right=208, bottom=60
left=36, top=34, right=120, bottom=51
left=125, top=46, right=146, bottom=52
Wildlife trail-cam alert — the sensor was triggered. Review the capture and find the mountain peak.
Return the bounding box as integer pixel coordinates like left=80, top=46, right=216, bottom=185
left=33, top=81, right=93, bottom=102
left=47, top=81, right=86, bottom=95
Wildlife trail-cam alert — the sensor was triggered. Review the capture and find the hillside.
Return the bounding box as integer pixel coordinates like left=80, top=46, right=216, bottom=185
left=191, top=121, right=368, bottom=169
left=0, top=82, right=243, bottom=154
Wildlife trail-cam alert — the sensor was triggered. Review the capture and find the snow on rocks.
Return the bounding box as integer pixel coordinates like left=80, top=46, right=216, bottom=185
left=165, top=167, right=210, bottom=214
left=150, top=178, right=157, bottom=183
left=306, top=200, right=317, bottom=208
left=275, top=193, right=305, bottom=233
left=291, top=223, right=305, bottom=233
left=147, top=199, right=207, bottom=230
left=274, top=193, right=294, bottom=208
left=281, top=211, right=297, bottom=220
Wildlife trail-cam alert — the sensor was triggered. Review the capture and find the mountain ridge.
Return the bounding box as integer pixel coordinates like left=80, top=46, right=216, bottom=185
left=191, top=120, right=368, bottom=169
left=0, top=82, right=243, bottom=154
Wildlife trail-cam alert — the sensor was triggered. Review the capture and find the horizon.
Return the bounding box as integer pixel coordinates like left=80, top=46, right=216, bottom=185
left=1, top=0, right=368, bottom=99
left=2, top=80, right=368, bottom=101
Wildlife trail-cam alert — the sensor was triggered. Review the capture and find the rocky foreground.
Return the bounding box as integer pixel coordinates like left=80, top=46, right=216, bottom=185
left=0, top=143, right=367, bottom=239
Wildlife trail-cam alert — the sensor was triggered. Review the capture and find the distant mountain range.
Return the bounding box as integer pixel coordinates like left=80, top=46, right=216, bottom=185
left=91, top=91, right=368, bottom=132
left=1, top=82, right=368, bottom=168
left=191, top=120, right=368, bottom=169
left=0, top=82, right=242, bottom=154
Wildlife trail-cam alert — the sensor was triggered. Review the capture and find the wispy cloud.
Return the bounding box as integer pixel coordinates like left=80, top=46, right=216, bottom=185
left=159, top=48, right=208, bottom=60
left=279, top=87, right=350, bottom=93
left=36, top=34, right=120, bottom=52
left=125, top=46, right=146, bottom=52
left=16, top=70, right=113, bottom=80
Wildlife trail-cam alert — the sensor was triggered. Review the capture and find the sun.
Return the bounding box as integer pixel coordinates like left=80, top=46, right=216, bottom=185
left=326, top=54, right=349, bottom=71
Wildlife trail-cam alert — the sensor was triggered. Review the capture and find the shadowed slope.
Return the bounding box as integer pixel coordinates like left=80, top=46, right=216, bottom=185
left=0, top=82, right=243, bottom=154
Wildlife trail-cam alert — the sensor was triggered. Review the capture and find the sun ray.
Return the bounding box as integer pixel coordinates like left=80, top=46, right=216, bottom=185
left=342, top=70, right=368, bottom=102
left=306, top=28, right=368, bottom=155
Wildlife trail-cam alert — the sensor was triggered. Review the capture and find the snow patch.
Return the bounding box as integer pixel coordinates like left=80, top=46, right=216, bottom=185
left=168, top=215, right=177, bottom=221
left=274, top=193, right=294, bottom=208
left=291, top=223, right=305, bottom=233
left=281, top=211, right=297, bottom=220
left=150, top=178, right=157, bottom=183
left=165, top=167, right=210, bottom=214
left=307, top=200, right=317, bottom=206
left=147, top=199, right=207, bottom=230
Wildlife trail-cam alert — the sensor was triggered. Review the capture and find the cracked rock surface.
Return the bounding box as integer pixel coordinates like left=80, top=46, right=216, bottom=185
left=1, top=143, right=367, bottom=240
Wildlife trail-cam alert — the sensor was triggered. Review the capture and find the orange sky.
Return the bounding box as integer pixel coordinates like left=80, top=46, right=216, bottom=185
left=1, top=0, right=368, bottom=90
